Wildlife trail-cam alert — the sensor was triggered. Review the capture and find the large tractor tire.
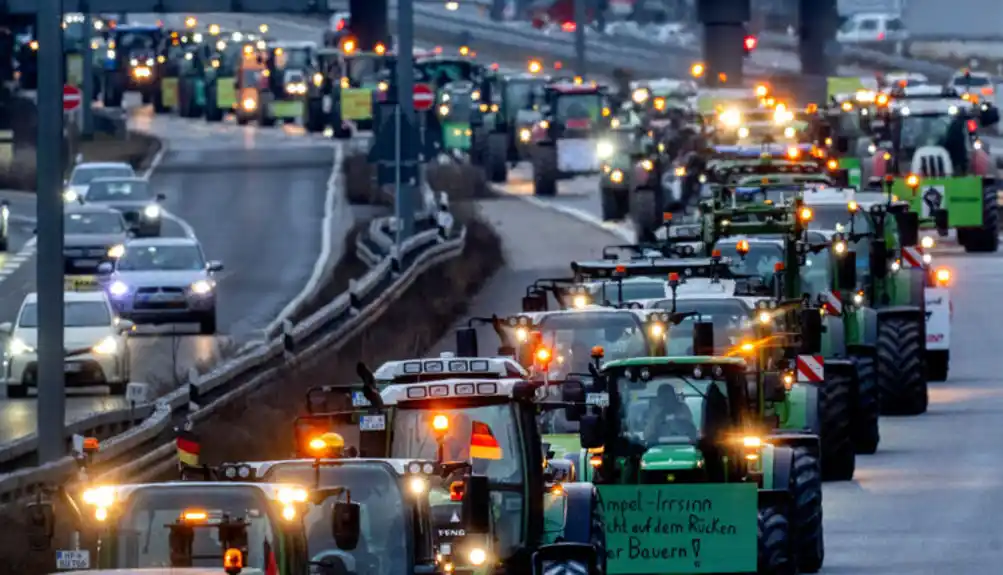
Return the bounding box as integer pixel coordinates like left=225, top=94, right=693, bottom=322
left=533, top=146, right=558, bottom=197
left=485, top=133, right=508, bottom=183
left=819, top=373, right=856, bottom=481
left=926, top=350, right=949, bottom=382
left=758, top=506, right=796, bottom=575
left=792, top=447, right=824, bottom=573
left=877, top=316, right=927, bottom=415
left=850, top=352, right=880, bottom=454
left=600, top=185, right=628, bottom=221
left=630, top=188, right=660, bottom=243
left=153, top=86, right=167, bottom=114
left=963, top=181, right=999, bottom=253
left=305, top=99, right=325, bottom=133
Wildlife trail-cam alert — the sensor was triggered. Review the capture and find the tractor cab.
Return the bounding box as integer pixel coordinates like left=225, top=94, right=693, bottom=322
left=415, top=54, right=482, bottom=91
left=102, top=24, right=164, bottom=106
left=530, top=82, right=607, bottom=195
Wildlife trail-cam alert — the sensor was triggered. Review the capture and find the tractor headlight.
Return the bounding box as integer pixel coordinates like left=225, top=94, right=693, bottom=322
left=596, top=140, right=614, bottom=159
left=143, top=204, right=161, bottom=219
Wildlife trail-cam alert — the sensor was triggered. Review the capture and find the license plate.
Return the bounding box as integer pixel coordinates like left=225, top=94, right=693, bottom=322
left=56, top=550, right=90, bottom=570
left=75, top=259, right=98, bottom=267
left=64, top=363, right=82, bottom=373
left=359, top=414, right=385, bottom=431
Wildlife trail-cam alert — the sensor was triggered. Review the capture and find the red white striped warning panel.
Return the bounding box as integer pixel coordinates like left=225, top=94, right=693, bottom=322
left=902, top=246, right=924, bottom=268
left=822, top=291, right=842, bottom=316
left=796, top=354, right=824, bottom=383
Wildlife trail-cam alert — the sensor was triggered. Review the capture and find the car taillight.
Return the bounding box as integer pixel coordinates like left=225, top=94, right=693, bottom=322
left=982, top=86, right=994, bottom=96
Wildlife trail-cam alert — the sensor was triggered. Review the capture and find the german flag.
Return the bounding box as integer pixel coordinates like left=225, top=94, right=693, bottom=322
left=176, top=429, right=200, bottom=467
left=470, top=420, right=502, bottom=460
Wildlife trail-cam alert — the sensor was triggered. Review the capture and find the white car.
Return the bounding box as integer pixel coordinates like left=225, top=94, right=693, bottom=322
left=1, top=291, right=133, bottom=397
left=64, top=161, right=136, bottom=204
left=948, top=70, right=997, bottom=106
left=836, top=12, right=908, bottom=45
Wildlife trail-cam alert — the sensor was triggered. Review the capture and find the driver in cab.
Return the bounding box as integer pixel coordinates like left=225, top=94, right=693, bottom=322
left=643, top=384, right=698, bottom=444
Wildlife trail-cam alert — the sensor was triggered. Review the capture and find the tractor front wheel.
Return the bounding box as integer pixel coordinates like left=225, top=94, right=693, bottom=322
left=486, top=133, right=508, bottom=183
left=792, top=447, right=824, bottom=573
left=533, top=146, right=558, bottom=197
left=963, top=182, right=999, bottom=252
left=758, top=505, right=796, bottom=575
left=630, top=188, right=660, bottom=243
left=819, top=372, right=856, bottom=481
left=877, top=316, right=928, bottom=415
left=926, top=350, right=949, bottom=382
left=600, top=185, right=628, bottom=221
left=851, top=352, right=880, bottom=454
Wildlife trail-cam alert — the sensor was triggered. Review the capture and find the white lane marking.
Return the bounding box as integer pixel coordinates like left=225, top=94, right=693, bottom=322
left=264, top=143, right=345, bottom=338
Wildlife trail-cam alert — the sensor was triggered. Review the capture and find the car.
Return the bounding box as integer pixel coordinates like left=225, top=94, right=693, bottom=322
left=99, top=237, right=223, bottom=334
left=81, top=177, right=165, bottom=237
left=63, top=161, right=136, bottom=204
left=836, top=12, right=908, bottom=45
left=0, top=290, right=133, bottom=397
left=949, top=70, right=997, bottom=107
left=63, top=204, right=130, bottom=277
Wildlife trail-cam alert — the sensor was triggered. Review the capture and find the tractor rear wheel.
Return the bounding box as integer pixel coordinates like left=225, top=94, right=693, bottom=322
left=851, top=352, right=880, bottom=454
left=792, top=447, right=824, bottom=573
left=819, top=373, right=856, bottom=481
left=963, top=182, right=999, bottom=252
left=533, top=146, right=558, bottom=196
left=758, top=505, right=796, bottom=575
left=926, top=350, right=949, bottom=382
left=877, top=316, right=928, bottom=415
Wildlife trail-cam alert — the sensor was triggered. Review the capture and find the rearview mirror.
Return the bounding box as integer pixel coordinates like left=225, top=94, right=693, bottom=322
left=97, top=262, right=114, bottom=274
left=836, top=250, right=857, bottom=291
left=981, top=105, right=1000, bottom=127
left=933, top=209, right=949, bottom=236
left=894, top=211, right=919, bottom=247
left=835, top=136, right=850, bottom=154
left=156, top=193, right=166, bottom=201
left=800, top=308, right=822, bottom=353
left=461, top=475, right=491, bottom=534
left=206, top=261, right=224, bottom=272
left=561, top=379, right=585, bottom=422
left=870, top=239, right=888, bottom=279
left=521, top=293, right=547, bottom=312
left=0, top=322, right=11, bottom=333
left=24, top=500, right=54, bottom=551
left=578, top=413, right=603, bottom=450
left=330, top=501, right=360, bottom=550
left=455, top=326, right=479, bottom=357
left=117, top=319, right=135, bottom=333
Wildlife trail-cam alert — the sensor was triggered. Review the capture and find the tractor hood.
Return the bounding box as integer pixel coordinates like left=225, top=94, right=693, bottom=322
left=640, top=444, right=703, bottom=471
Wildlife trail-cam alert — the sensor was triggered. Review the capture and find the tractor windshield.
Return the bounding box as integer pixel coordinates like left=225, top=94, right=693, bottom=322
left=555, top=93, right=602, bottom=123
left=662, top=305, right=751, bottom=354
left=390, top=403, right=524, bottom=560
left=346, top=55, right=380, bottom=84
left=585, top=279, right=666, bottom=303
left=896, top=113, right=953, bottom=152
left=615, top=376, right=703, bottom=447
left=810, top=205, right=872, bottom=234
left=719, top=242, right=784, bottom=282
left=112, top=485, right=296, bottom=570
left=417, top=59, right=477, bottom=88
left=264, top=462, right=411, bottom=571
left=536, top=311, right=649, bottom=373
left=276, top=47, right=310, bottom=69
left=505, top=80, right=543, bottom=118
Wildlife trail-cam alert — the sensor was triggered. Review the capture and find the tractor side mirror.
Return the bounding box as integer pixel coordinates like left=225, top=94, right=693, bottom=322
left=837, top=250, right=857, bottom=291
left=455, top=327, right=479, bottom=357
left=461, top=475, right=491, bottom=534
left=895, top=211, right=919, bottom=247
left=981, top=105, right=1000, bottom=127
left=762, top=373, right=787, bottom=403
left=578, top=413, right=603, bottom=450
left=561, top=379, right=585, bottom=422
left=521, top=292, right=547, bottom=312
left=25, top=500, right=55, bottom=551
left=331, top=501, right=361, bottom=550
left=692, top=321, right=714, bottom=356
left=835, top=136, right=850, bottom=154
left=800, top=309, right=822, bottom=354
left=870, top=239, right=888, bottom=279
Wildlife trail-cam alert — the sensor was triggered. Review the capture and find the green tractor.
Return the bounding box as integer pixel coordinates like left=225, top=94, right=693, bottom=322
left=329, top=47, right=391, bottom=137
left=870, top=87, right=1000, bottom=252
left=557, top=336, right=824, bottom=573
left=802, top=185, right=933, bottom=414
left=818, top=97, right=878, bottom=189
left=303, top=47, right=341, bottom=134
left=477, top=71, right=550, bottom=182
left=695, top=199, right=861, bottom=480
left=202, top=36, right=248, bottom=123
left=434, top=80, right=480, bottom=154
left=596, top=107, right=643, bottom=220
left=292, top=360, right=608, bottom=575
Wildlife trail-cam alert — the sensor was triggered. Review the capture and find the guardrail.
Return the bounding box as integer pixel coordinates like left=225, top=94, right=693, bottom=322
left=0, top=192, right=466, bottom=505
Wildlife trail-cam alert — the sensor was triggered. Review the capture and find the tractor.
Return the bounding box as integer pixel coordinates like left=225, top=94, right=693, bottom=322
left=596, top=107, right=644, bottom=221
left=557, top=329, right=824, bottom=573
left=100, top=24, right=165, bottom=108
left=290, top=359, right=608, bottom=575
left=333, top=44, right=392, bottom=136
left=870, top=85, right=1001, bottom=252
left=435, top=80, right=480, bottom=154
left=202, top=33, right=251, bottom=123
left=529, top=82, right=608, bottom=196
left=478, top=69, right=551, bottom=182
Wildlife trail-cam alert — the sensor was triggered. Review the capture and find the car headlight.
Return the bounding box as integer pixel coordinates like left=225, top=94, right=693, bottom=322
left=109, top=281, right=129, bottom=297
left=92, top=336, right=118, bottom=355
left=143, top=204, right=161, bottom=219
left=63, top=190, right=79, bottom=203
left=107, top=244, right=125, bottom=259
left=191, top=280, right=213, bottom=295
left=8, top=338, right=34, bottom=355
left=596, top=140, right=614, bottom=159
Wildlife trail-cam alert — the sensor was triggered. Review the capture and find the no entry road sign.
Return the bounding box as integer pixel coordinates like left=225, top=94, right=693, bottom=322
left=63, top=84, right=82, bottom=111
left=413, top=83, right=434, bottom=111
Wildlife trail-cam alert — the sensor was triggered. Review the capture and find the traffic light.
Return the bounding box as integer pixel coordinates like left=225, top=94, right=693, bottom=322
left=743, top=35, right=757, bottom=55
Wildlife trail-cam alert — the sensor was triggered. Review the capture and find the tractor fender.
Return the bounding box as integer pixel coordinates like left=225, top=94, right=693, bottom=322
left=823, top=358, right=860, bottom=395
left=876, top=305, right=924, bottom=324
left=767, top=443, right=795, bottom=492
left=562, top=452, right=582, bottom=482
left=767, top=432, right=821, bottom=462
left=561, top=482, right=598, bottom=544
left=823, top=315, right=846, bottom=358
left=781, top=382, right=821, bottom=436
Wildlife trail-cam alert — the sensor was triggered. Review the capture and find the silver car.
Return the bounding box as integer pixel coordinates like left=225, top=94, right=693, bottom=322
left=63, top=204, right=130, bottom=275
left=63, top=161, right=136, bottom=204
left=83, top=177, right=165, bottom=237
left=98, top=237, right=223, bottom=334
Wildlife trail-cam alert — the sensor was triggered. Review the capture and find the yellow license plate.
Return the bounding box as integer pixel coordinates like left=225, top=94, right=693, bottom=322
left=64, top=275, right=100, bottom=291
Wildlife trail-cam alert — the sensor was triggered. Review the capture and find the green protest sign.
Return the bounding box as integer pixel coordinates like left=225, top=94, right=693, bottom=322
left=597, top=484, right=757, bottom=574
